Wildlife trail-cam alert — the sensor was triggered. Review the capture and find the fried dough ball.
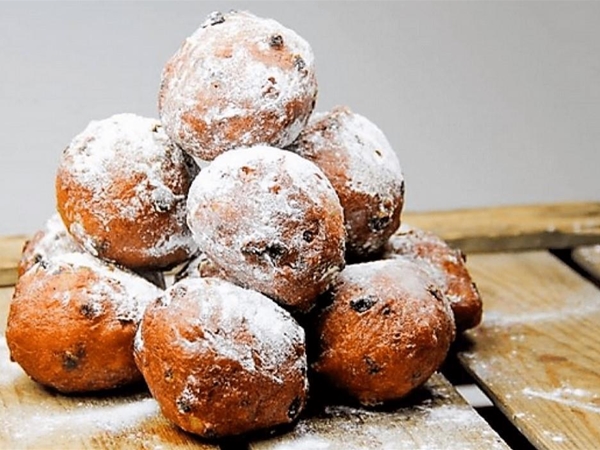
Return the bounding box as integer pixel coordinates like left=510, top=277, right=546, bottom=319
left=187, top=146, right=345, bottom=312
left=6, top=252, right=161, bottom=393
left=384, top=225, right=483, bottom=331
left=159, top=10, right=317, bottom=160
left=312, top=259, right=455, bottom=405
left=134, top=277, right=308, bottom=438
left=288, top=106, right=404, bottom=259
left=56, top=114, right=198, bottom=269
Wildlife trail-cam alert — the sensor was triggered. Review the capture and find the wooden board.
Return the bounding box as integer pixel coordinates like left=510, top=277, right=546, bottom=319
left=405, top=202, right=600, bottom=253
left=460, top=251, right=600, bottom=450
left=250, top=374, right=508, bottom=450
left=0, top=235, right=26, bottom=287
left=571, top=245, right=600, bottom=282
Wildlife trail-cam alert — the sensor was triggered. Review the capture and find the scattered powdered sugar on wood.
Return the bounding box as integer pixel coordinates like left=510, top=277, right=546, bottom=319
left=522, top=386, right=600, bottom=414
left=159, top=10, right=317, bottom=158
left=0, top=337, right=164, bottom=448
left=43, top=252, right=161, bottom=323
left=163, top=277, right=306, bottom=379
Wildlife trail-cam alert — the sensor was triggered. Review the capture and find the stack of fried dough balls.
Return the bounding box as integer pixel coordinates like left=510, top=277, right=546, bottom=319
left=6, top=9, right=482, bottom=441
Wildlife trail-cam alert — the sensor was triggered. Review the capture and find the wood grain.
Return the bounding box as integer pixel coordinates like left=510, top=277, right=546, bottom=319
left=0, top=287, right=217, bottom=450
left=250, top=373, right=508, bottom=450
left=460, top=251, right=600, bottom=450
left=571, top=245, right=600, bottom=282
left=404, top=202, right=600, bottom=253
left=0, top=235, right=26, bottom=287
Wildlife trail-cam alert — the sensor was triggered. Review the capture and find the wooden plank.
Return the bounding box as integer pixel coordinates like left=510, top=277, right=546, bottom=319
left=404, top=202, right=600, bottom=253
left=571, top=245, right=600, bottom=282
left=0, top=287, right=217, bottom=450
left=250, top=373, right=508, bottom=450
left=459, top=251, right=600, bottom=450
left=0, top=235, right=26, bottom=287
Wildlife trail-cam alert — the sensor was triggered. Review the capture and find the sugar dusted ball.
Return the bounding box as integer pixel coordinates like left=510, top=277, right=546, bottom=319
left=56, top=113, right=198, bottom=269
left=312, top=259, right=455, bottom=405
left=288, top=106, right=404, bottom=260
left=134, top=277, right=308, bottom=438
left=186, top=146, right=345, bottom=312
left=384, top=224, right=483, bottom=331
left=6, top=252, right=161, bottom=393
left=159, top=10, right=318, bottom=160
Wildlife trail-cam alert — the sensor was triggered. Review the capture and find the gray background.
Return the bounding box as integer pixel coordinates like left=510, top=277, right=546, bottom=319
left=1, top=1, right=599, bottom=235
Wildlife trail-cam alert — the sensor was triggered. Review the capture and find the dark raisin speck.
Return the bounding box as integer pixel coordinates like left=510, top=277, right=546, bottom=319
left=269, top=34, right=284, bottom=49
left=176, top=397, right=192, bottom=413
left=302, top=230, right=315, bottom=243
left=62, top=347, right=85, bottom=371
left=364, top=356, right=381, bottom=374
left=382, top=305, right=392, bottom=316
left=202, top=11, right=225, bottom=27
left=369, top=216, right=391, bottom=232
left=350, top=295, right=378, bottom=313
left=80, top=303, right=97, bottom=319
left=427, top=285, right=445, bottom=302
left=287, top=396, right=302, bottom=420
left=294, top=55, right=306, bottom=71
left=164, top=368, right=173, bottom=382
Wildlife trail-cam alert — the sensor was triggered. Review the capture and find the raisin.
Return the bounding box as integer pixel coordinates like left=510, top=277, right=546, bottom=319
left=176, top=397, right=192, bottom=413
left=294, top=55, right=306, bottom=71
left=80, top=303, right=97, bottom=319
left=202, top=11, right=225, bottom=27
left=364, top=356, right=381, bottom=374
left=269, top=34, right=284, bottom=49
left=349, top=295, right=378, bottom=313
left=369, top=216, right=391, bottom=232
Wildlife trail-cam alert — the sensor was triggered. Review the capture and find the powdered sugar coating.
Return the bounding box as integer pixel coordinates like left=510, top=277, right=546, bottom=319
left=384, top=224, right=483, bottom=331
left=159, top=10, right=318, bottom=160
left=135, top=277, right=308, bottom=437
left=187, top=146, right=345, bottom=312
left=288, top=106, right=404, bottom=258
left=18, top=213, right=81, bottom=277
left=39, top=252, right=162, bottom=323
left=56, top=113, right=198, bottom=269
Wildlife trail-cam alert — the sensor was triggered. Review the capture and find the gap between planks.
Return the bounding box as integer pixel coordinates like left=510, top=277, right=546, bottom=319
left=460, top=251, right=600, bottom=450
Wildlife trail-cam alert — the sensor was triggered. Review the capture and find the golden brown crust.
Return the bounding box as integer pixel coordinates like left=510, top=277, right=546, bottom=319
left=134, top=278, right=308, bottom=438
left=384, top=225, right=483, bottom=331
left=6, top=255, right=160, bottom=393
left=312, top=259, right=455, bottom=406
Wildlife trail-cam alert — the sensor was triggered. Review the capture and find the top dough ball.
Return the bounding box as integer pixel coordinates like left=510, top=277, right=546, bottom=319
left=158, top=10, right=318, bottom=160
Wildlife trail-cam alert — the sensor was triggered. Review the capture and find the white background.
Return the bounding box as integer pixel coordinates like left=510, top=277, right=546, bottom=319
left=1, top=1, right=598, bottom=235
